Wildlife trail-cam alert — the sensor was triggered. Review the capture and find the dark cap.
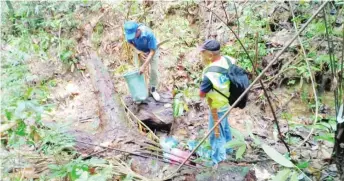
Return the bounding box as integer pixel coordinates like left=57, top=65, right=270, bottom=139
left=199, top=39, right=220, bottom=51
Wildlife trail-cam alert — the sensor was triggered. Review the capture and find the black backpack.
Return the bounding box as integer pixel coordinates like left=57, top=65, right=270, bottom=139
left=206, top=56, right=250, bottom=109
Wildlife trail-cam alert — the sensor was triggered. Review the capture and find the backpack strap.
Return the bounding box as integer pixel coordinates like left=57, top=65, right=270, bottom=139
left=223, top=56, right=232, bottom=67
left=205, top=56, right=232, bottom=74
left=204, top=56, right=231, bottom=100
left=205, top=66, right=227, bottom=74
left=212, top=87, right=229, bottom=99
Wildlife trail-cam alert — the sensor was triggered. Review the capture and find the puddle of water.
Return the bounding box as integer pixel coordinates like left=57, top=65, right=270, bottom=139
left=271, top=84, right=336, bottom=119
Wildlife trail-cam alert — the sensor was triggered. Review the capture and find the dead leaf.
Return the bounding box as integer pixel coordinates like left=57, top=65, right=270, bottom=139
left=94, top=146, right=101, bottom=152
left=320, top=148, right=331, bottom=158
left=89, top=167, right=96, bottom=175
left=30, top=129, right=41, bottom=142
left=176, top=129, right=188, bottom=136
left=18, top=167, right=39, bottom=179
left=71, top=63, right=75, bottom=72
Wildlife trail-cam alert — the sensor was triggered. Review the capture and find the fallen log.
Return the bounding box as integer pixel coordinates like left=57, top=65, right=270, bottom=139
left=85, top=53, right=128, bottom=131
left=123, top=93, right=174, bottom=133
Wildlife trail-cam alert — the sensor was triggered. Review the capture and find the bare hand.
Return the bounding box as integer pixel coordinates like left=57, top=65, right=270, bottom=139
left=139, top=53, right=147, bottom=60
left=139, top=66, right=145, bottom=74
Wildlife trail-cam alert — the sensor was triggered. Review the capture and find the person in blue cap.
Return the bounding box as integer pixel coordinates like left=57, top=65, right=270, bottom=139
left=124, top=21, right=160, bottom=101
left=199, top=39, right=236, bottom=165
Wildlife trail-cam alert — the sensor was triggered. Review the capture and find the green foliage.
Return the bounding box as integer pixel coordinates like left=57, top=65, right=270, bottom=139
left=222, top=38, right=268, bottom=72
left=290, top=171, right=299, bottom=181
left=114, top=0, right=141, bottom=18
left=272, top=169, right=291, bottom=181
left=0, top=2, right=107, bottom=179
left=305, top=21, right=327, bottom=38
left=226, top=140, right=245, bottom=148
left=219, top=3, right=271, bottom=72
left=238, top=4, right=270, bottom=36
left=262, top=144, right=294, bottom=168
left=37, top=125, right=76, bottom=154
left=155, top=15, right=198, bottom=68
left=91, top=22, right=104, bottom=48
left=49, top=157, right=112, bottom=181
left=235, top=145, right=246, bottom=160
left=1, top=49, right=50, bottom=148
left=49, top=158, right=89, bottom=180
left=225, top=128, right=247, bottom=160
left=173, top=93, right=187, bottom=117
left=296, top=161, right=309, bottom=169
left=172, top=86, right=200, bottom=117
left=314, top=133, right=335, bottom=143
left=2, top=1, right=81, bottom=65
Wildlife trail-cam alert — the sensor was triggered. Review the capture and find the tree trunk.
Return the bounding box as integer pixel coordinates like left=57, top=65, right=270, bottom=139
left=334, top=104, right=344, bottom=180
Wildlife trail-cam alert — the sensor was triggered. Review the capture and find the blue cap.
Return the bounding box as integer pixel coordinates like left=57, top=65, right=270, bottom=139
left=124, top=21, right=138, bottom=41
left=199, top=39, right=220, bottom=51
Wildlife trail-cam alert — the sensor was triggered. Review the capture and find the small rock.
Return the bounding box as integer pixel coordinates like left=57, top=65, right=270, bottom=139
left=301, top=150, right=311, bottom=159
left=310, top=150, right=319, bottom=159
left=320, top=148, right=331, bottom=159
left=311, top=161, right=323, bottom=169
left=311, top=145, right=319, bottom=150
left=93, top=146, right=101, bottom=152
left=100, top=141, right=111, bottom=147
left=164, top=103, right=172, bottom=108
left=323, top=141, right=334, bottom=148
left=328, top=164, right=337, bottom=172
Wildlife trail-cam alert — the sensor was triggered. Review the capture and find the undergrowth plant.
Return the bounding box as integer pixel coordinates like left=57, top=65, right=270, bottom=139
left=1, top=2, right=110, bottom=180
left=2, top=1, right=82, bottom=66
left=221, top=3, right=270, bottom=73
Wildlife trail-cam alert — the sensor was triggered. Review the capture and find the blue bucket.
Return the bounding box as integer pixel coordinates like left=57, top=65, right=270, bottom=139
left=123, top=70, right=148, bottom=101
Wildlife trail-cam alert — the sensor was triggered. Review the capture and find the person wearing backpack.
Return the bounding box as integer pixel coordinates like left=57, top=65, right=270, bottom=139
left=199, top=39, right=249, bottom=165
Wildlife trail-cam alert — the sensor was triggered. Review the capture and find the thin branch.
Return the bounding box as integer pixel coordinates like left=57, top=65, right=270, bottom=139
left=162, top=2, right=328, bottom=179
left=221, top=1, right=230, bottom=25
left=254, top=32, right=259, bottom=78
left=233, top=2, right=240, bottom=36
left=138, top=141, right=207, bottom=167
left=340, top=17, right=344, bottom=104
left=76, top=140, right=199, bottom=169
left=120, top=98, right=160, bottom=142
left=82, top=148, right=108, bottom=160
left=264, top=38, right=327, bottom=87
left=289, top=2, right=319, bottom=149
left=58, top=22, right=62, bottom=61
left=125, top=1, right=133, bottom=20
left=0, top=122, right=17, bottom=133
left=323, top=5, right=339, bottom=114
left=207, top=1, right=216, bottom=38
